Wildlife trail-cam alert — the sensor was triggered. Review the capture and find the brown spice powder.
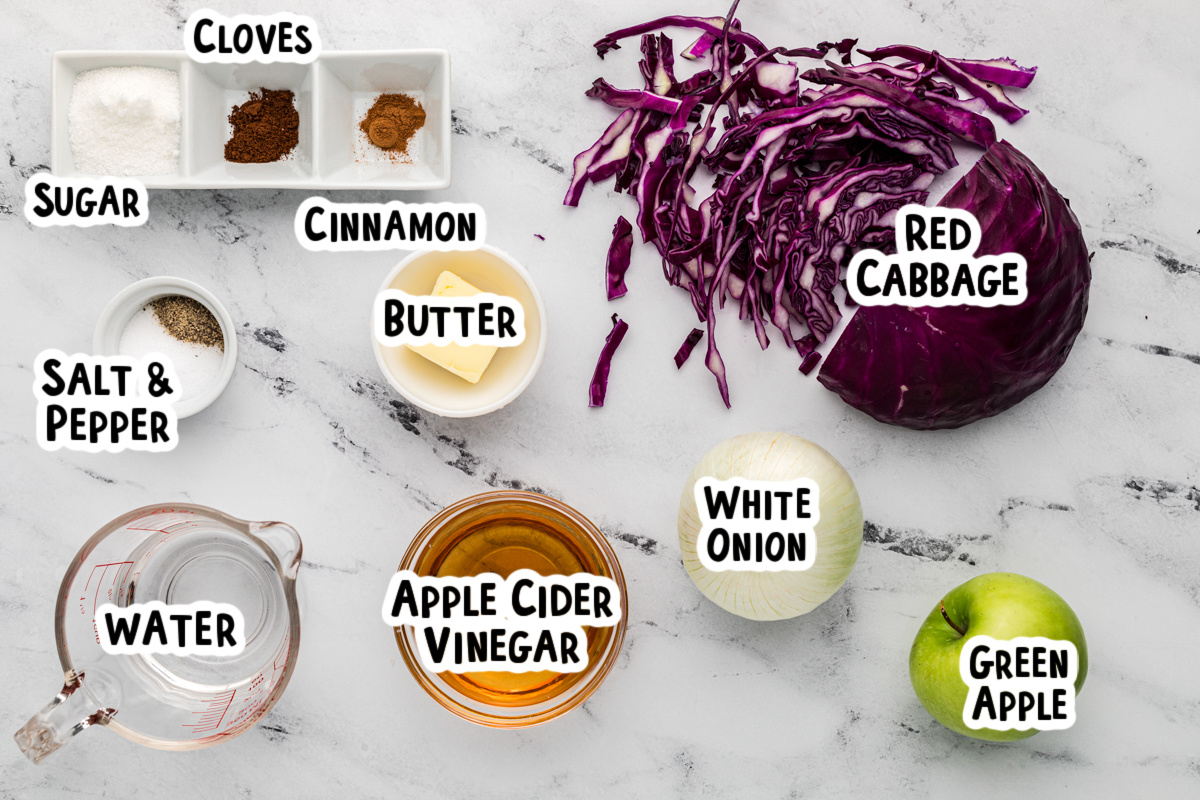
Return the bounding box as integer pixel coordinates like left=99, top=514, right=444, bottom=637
left=150, top=295, right=224, bottom=351
left=360, top=93, right=426, bottom=159
left=225, top=88, right=299, bottom=163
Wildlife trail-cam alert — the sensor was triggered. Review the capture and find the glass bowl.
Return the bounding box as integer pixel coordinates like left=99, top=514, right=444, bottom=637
left=393, top=491, right=627, bottom=727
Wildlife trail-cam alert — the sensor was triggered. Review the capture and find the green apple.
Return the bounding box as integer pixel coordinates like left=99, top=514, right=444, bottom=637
left=909, top=572, right=1087, bottom=741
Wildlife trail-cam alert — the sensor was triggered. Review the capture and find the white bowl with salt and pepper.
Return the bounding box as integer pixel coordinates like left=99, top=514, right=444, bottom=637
left=94, top=277, right=237, bottom=418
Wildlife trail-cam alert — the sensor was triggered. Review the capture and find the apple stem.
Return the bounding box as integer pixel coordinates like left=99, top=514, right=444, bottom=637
left=940, top=603, right=966, bottom=638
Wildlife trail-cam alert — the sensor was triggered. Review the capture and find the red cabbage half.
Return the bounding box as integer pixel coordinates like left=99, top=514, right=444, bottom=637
left=817, top=141, right=1091, bottom=429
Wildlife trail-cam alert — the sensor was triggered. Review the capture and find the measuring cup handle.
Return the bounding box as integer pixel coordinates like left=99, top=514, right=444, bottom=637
left=13, top=674, right=112, bottom=764
left=251, top=521, right=303, bottom=579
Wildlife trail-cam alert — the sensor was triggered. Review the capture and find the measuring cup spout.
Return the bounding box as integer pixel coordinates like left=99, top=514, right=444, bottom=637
left=14, top=672, right=115, bottom=765
left=250, top=521, right=303, bottom=579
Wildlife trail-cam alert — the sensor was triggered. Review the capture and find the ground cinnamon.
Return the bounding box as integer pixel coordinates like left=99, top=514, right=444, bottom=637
left=360, top=93, right=425, bottom=158
left=225, top=88, right=299, bottom=163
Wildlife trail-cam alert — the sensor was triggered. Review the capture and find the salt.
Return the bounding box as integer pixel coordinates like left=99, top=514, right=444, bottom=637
left=69, top=66, right=180, bottom=176
left=119, top=305, right=224, bottom=402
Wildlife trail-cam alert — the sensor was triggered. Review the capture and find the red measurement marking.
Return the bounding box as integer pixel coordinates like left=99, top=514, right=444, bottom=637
left=82, top=562, right=133, bottom=644
left=183, top=689, right=236, bottom=733
left=81, top=562, right=133, bottom=617
left=83, top=562, right=134, bottom=591
left=273, top=636, right=292, bottom=671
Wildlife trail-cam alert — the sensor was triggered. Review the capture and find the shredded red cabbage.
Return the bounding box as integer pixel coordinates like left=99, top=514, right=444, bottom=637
left=566, top=1, right=1036, bottom=407
left=589, top=313, right=630, bottom=407
left=674, top=328, right=705, bottom=368
left=857, top=45, right=1035, bottom=123
left=606, top=216, right=634, bottom=300
left=798, top=351, right=821, bottom=375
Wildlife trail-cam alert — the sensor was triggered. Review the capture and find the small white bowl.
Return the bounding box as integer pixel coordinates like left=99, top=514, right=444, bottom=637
left=93, top=277, right=238, bottom=418
left=372, top=245, right=547, bottom=417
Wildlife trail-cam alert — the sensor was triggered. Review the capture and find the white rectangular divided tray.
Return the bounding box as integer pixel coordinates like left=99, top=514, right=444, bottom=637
left=51, top=50, right=450, bottom=190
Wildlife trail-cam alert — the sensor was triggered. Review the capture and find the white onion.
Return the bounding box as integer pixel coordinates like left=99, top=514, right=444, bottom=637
left=677, top=432, right=864, bottom=620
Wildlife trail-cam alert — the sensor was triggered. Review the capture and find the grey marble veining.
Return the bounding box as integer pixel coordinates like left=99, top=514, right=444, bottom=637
left=2, top=0, right=1200, bottom=797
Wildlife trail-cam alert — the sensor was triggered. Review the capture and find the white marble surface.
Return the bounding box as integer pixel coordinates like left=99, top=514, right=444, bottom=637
left=3, top=0, right=1200, bottom=796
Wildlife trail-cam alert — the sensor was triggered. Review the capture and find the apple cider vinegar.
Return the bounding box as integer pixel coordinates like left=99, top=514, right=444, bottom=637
left=396, top=493, right=620, bottom=709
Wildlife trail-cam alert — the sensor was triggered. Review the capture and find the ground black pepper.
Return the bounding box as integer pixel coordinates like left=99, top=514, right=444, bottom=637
left=150, top=295, right=224, bottom=351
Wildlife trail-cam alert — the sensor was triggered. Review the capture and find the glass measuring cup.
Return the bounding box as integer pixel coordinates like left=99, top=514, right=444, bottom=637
left=14, top=503, right=302, bottom=764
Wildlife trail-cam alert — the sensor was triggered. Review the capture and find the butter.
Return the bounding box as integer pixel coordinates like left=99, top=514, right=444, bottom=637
left=407, top=270, right=498, bottom=384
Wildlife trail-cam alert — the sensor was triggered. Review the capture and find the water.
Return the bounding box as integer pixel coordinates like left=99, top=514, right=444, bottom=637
left=126, top=526, right=289, bottom=688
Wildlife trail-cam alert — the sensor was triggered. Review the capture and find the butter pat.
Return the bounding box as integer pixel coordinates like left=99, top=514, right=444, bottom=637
left=407, top=271, right=498, bottom=384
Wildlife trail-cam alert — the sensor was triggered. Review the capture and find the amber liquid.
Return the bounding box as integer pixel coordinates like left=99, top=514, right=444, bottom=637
left=399, top=498, right=616, bottom=708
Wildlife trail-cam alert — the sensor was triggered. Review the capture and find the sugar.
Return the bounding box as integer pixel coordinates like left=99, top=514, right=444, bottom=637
left=119, top=305, right=224, bottom=402
left=69, top=66, right=180, bottom=176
